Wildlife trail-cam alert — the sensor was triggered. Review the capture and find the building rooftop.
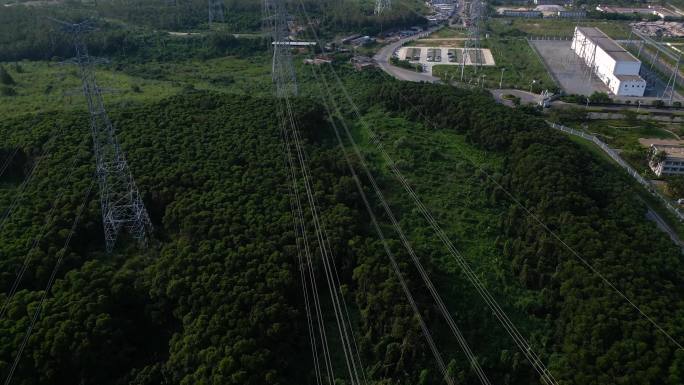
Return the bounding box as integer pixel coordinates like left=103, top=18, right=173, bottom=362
left=615, top=74, right=645, bottom=81
left=644, top=142, right=684, bottom=158
left=576, top=27, right=640, bottom=63
left=639, top=138, right=684, bottom=147
left=659, top=146, right=684, bottom=158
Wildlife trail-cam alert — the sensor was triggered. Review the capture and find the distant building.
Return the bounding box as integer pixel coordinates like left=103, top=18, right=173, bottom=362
left=303, top=56, right=332, bottom=65
left=349, top=36, right=375, bottom=46
left=557, top=10, right=586, bottom=18
left=340, top=34, right=362, bottom=44
left=350, top=56, right=376, bottom=71
left=595, top=5, right=680, bottom=19
left=534, top=0, right=572, bottom=5
left=648, top=144, right=684, bottom=176
left=272, top=41, right=317, bottom=47
left=571, top=26, right=646, bottom=96
left=503, top=9, right=543, bottom=17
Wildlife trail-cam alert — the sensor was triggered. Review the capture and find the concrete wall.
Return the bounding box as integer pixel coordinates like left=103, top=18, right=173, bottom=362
left=614, top=60, right=641, bottom=75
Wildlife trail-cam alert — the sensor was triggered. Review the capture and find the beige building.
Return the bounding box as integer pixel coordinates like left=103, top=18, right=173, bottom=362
left=647, top=142, right=684, bottom=176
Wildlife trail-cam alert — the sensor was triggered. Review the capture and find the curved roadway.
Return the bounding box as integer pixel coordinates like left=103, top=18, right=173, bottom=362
left=373, top=29, right=441, bottom=83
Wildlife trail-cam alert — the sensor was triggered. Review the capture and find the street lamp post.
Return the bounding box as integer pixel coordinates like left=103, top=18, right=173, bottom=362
left=529, top=79, right=536, bottom=93
left=499, top=67, right=506, bottom=89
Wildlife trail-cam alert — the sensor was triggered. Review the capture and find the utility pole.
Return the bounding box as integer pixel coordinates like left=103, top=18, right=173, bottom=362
left=499, top=67, right=505, bottom=89
left=54, top=19, right=152, bottom=252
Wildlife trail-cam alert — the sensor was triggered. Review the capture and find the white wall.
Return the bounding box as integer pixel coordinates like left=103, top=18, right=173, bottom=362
left=571, top=27, right=646, bottom=97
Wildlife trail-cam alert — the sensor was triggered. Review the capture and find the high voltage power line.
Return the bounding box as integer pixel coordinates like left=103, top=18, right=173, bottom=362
left=294, top=1, right=560, bottom=384
left=264, top=2, right=366, bottom=385
left=0, top=136, right=88, bottom=320
left=2, top=180, right=94, bottom=385
left=307, top=62, right=493, bottom=385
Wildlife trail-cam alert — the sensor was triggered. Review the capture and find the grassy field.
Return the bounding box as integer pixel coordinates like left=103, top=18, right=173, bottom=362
left=0, top=55, right=271, bottom=118
left=411, top=39, right=466, bottom=47
left=432, top=37, right=556, bottom=91
left=488, top=18, right=632, bottom=39
left=427, top=26, right=468, bottom=38
left=576, top=119, right=679, bottom=149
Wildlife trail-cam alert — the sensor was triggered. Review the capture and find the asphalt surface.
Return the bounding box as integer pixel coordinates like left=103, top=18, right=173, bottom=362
left=373, top=30, right=441, bottom=83
left=490, top=89, right=542, bottom=106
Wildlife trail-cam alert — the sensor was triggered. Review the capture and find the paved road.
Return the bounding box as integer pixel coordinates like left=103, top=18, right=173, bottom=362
left=373, top=29, right=441, bottom=83
left=490, top=89, right=542, bottom=106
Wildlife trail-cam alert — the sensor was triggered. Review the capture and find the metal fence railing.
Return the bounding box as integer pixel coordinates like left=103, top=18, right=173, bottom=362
left=548, top=121, right=684, bottom=221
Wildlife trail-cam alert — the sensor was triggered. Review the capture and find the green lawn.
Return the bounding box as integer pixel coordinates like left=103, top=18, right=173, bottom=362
left=0, top=55, right=271, bottom=118
left=0, top=61, right=182, bottom=117
left=488, top=18, right=632, bottom=39
left=427, top=26, right=468, bottom=39
left=576, top=119, right=678, bottom=150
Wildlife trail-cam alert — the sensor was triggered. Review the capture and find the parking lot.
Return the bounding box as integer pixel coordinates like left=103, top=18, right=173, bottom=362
left=397, top=46, right=495, bottom=74
left=530, top=40, right=609, bottom=96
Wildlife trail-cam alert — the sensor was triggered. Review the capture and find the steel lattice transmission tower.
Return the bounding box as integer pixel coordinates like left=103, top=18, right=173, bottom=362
left=375, top=0, right=392, bottom=15
left=460, top=0, right=483, bottom=80
left=55, top=20, right=152, bottom=252
left=208, top=0, right=225, bottom=25
left=264, top=0, right=298, bottom=97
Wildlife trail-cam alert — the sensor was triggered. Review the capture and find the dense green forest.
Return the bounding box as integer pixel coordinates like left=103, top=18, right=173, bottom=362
left=367, top=81, right=684, bottom=384
left=0, top=91, right=443, bottom=385
left=0, top=0, right=424, bottom=62
left=2, top=68, right=684, bottom=383
left=2, top=0, right=684, bottom=384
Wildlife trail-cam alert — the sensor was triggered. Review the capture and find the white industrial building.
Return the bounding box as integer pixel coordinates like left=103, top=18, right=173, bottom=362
left=571, top=26, right=646, bottom=96
left=647, top=143, right=684, bottom=176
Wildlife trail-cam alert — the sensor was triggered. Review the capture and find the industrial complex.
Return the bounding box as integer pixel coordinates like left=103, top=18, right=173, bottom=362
left=571, top=26, right=646, bottom=96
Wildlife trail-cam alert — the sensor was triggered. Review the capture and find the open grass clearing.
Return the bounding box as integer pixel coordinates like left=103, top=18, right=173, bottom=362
left=488, top=18, right=632, bottom=39
left=0, top=55, right=271, bottom=118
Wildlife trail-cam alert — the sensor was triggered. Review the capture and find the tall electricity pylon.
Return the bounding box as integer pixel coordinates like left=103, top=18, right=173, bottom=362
left=460, top=0, right=483, bottom=80
left=208, top=0, right=225, bottom=25
left=375, top=0, right=391, bottom=15
left=54, top=20, right=152, bottom=252
left=264, top=0, right=298, bottom=97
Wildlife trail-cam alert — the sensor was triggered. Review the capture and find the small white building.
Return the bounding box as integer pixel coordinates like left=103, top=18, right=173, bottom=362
left=571, top=26, right=646, bottom=96
left=503, top=9, right=543, bottom=17
left=557, top=10, right=586, bottom=18
left=648, top=143, right=684, bottom=176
